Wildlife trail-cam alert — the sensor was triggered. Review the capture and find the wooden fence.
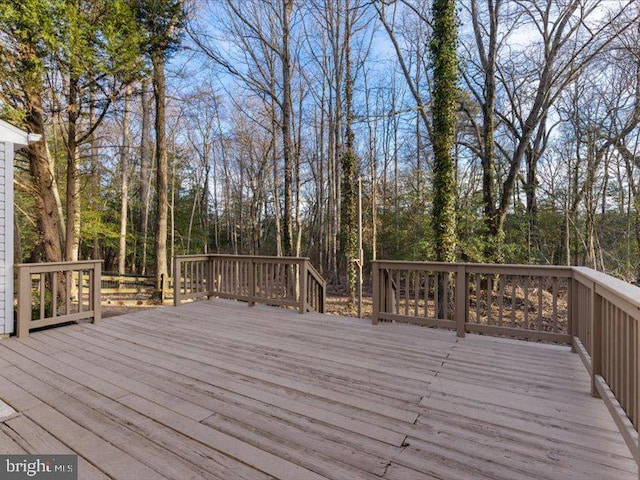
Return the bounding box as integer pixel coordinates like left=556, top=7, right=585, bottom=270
left=101, top=273, right=158, bottom=294
left=15, top=260, right=102, bottom=338
left=174, top=254, right=326, bottom=314
left=372, top=260, right=640, bottom=466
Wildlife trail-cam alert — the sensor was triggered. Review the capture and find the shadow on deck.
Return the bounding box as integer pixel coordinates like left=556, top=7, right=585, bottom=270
left=0, top=298, right=635, bottom=479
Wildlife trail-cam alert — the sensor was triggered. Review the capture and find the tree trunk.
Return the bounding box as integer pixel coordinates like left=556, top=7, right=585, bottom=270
left=24, top=98, right=63, bottom=263
left=152, top=50, right=169, bottom=296
left=65, top=76, right=81, bottom=263
left=118, top=86, right=132, bottom=275
left=89, top=88, right=101, bottom=261
left=139, top=79, right=152, bottom=274
left=281, top=0, right=294, bottom=256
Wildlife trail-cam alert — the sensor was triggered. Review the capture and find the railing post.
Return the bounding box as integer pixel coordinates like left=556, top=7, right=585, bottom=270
left=372, top=261, right=379, bottom=325
left=568, top=275, right=575, bottom=352
left=249, top=258, right=256, bottom=307
left=386, top=270, right=395, bottom=314
left=16, top=265, right=31, bottom=338
left=92, top=262, right=101, bottom=323
left=173, top=257, right=181, bottom=306
left=298, top=260, right=307, bottom=314
left=320, top=280, right=326, bottom=314
left=591, top=281, right=602, bottom=398
left=455, top=265, right=467, bottom=338
left=208, top=257, right=215, bottom=297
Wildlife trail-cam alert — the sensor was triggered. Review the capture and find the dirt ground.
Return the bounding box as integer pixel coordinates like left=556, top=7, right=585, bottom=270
left=102, top=290, right=373, bottom=320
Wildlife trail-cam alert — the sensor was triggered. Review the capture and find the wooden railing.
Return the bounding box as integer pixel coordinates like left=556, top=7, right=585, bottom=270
left=173, top=255, right=326, bottom=314
left=571, top=267, right=640, bottom=465
left=372, top=260, right=640, bottom=466
left=372, top=261, right=572, bottom=342
left=15, top=260, right=102, bottom=338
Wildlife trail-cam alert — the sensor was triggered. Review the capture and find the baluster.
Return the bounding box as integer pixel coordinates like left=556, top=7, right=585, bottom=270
left=510, top=277, right=517, bottom=327
left=65, top=270, right=72, bottom=315
left=498, top=275, right=505, bottom=326
left=454, top=265, right=467, bottom=337
left=225, top=259, right=229, bottom=293
left=475, top=273, right=481, bottom=323
left=523, top=276, right=529, bottom=329
left=434, top=273, right=439, bottom=320
left=537, top=277, right=543, bottom=331
left=404, top=272, right=410, bottom=316
left=424, top=272, right=430, bottom=318
left=259, top=262, right=265, bottom=298
left=443, top=272, right=449, bottom=321
left=52, top=273, right=58, bottom=318
left=607, top=302, right=613, bottom=387
left=92, top=262, right=101, bottom=322
left=78, top=269, right=84, bottom=312
left=414, top=271, right=420, bottom=317
left=552, top=277, right=558, bottom=332
left=486, top=275, right=492, bottom=325
left=623, top=313, right=631, bottom=418
left=39, top=273, right=46, bottom=320
left=616, top=307, right=622, bottom=401
left=395, top=270, right=401, bottom=314
left=633, top=320, right=638, bottom=428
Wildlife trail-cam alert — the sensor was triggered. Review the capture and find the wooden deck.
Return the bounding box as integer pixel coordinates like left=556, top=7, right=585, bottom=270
left=0, top=298, right=636, bottom=480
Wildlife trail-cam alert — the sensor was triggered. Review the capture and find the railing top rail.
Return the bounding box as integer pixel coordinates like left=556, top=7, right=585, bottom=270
left=573, top=266, right=640, bottom=313
left=16, top=260, right=104, bottom=269
left=175, top=254, right=309, bottom=262
left=306, top=261, right=326, bottom=287
left=373, top=259, right=572, bottom=273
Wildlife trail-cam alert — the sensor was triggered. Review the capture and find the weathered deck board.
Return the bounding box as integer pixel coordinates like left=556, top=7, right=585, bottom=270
left=0, top=298, right=636, bottom=479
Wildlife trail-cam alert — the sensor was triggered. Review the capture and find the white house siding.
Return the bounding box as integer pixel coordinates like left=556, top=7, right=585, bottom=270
left=0, top=140, right=6, bottom=335
left=0, top=120, right=38, bottom=337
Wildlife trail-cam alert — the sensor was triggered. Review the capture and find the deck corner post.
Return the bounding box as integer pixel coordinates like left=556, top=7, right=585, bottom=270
left=249, top=258, right=256, bottom=307
left=16, top=264, right=31, bottom=338
left=372, top=261, right=380, bottom=325
left=455, top=265, right=467, bottom=338
left=298, top=260, right=308, bottom=314
left=591, top=281, right=602, bottom=398
left=92, top=261, right=102, bottom=323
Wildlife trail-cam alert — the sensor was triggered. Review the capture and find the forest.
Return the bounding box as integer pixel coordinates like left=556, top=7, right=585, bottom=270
left=1, top=0, right=640, bottom=297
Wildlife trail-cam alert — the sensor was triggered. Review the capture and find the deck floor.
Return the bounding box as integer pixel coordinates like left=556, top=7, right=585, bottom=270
left=0, top=298, right=635, bottom=479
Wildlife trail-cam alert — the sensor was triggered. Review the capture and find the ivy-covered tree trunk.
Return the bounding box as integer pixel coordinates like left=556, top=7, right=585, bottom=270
left=340, top=0, right=357, bottom=305
left=430, top=0, right=458, bottom=263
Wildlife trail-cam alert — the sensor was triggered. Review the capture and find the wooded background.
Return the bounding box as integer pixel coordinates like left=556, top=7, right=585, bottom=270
left=1, top=0, right=640, bottom=295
